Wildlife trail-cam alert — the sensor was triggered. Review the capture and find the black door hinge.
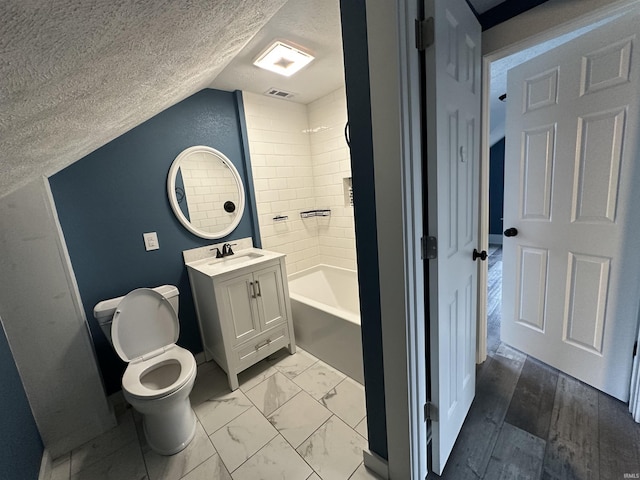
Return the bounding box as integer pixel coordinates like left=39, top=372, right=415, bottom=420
left=422, top=236, right=437, bottom=260
left=634, top=341, right=638, bottom=357
left=415, top=17, right=434, bottom=51
left=424, top=401, right=438, bottom=421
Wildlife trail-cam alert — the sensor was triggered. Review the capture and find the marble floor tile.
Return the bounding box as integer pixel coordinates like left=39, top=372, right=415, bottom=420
left=320, top=378, right=366, bottom=428
left=69, top=440, right=147, bottom=480
left=237, top=361, right=279, bottom=393
left=194, top=389, right=253, bottom=435
left=267, top=391, right=332, bottom=448
left=355, top=417, right=368, bottom=440
left=230, top=435, right=312, bottom=480
left=143, top=421, right=215, bottom=480
left=268, top=348, right=318, bottom=379
left=245, top=371, right=302, bottom=416
left=51, top=454, right=71, bottom=480
left=349, top=463, right=383, bottom=479
left=307, top=474, right=321, bottom=480
left=70, top=411, right=138, bottom=475
left=297, top=416, right=367, bottom=480
left=210, top=407, right=278, bottom=473
left=190, top=361, right=230, bottom=407
left=180, top=453, right=231, bottom=480
left=293, top=361, right=346, bottom=400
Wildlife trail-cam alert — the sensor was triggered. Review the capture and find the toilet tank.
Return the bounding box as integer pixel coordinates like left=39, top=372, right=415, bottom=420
left=93, top=285, right=179, bottom=344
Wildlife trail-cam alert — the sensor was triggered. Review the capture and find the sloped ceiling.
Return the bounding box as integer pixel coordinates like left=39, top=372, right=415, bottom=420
left=0, top=0, right=512, bottom=199
left=0, top=0, right=287, bottom=198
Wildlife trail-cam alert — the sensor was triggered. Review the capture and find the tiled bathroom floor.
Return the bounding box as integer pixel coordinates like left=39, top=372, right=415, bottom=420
left=50, top=348, right=380, bottom=480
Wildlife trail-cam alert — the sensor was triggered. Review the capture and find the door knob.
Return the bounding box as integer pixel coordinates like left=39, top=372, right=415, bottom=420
left=504, top=227, right=518, bottom=237
left=473, top=249, right=487, bottom=261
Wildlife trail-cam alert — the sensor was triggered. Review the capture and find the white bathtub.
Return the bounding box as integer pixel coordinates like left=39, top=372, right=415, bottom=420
left=288, top=264, right=363, bottom=384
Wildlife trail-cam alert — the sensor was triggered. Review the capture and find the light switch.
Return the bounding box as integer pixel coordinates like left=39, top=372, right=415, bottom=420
left=143, top=232, right=159, bottom=251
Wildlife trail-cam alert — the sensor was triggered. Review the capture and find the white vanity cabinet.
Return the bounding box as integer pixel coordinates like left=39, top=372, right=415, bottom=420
left=187, top=251, right=296, bottom=391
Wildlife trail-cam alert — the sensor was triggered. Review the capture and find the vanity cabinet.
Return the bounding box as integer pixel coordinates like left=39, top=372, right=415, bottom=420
left=187, top=254, right=296, bottom=390
left=219, top=263, right=287, bottom=344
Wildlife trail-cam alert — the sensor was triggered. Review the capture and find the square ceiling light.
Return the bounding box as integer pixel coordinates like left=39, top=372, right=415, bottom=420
left=253, top=41, right=314, bottom=77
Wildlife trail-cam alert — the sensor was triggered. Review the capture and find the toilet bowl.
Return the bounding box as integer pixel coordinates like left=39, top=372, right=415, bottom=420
left=94, top=285, right=197, bottom=455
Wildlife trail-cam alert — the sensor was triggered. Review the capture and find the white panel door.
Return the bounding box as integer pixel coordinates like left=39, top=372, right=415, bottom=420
left=502, top=13, right=640, bottom=401
left=424, top=0, right=481, bottom=473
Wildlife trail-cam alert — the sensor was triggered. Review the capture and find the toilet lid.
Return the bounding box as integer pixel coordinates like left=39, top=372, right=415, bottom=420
left=111, top=288, right=179, bottom=362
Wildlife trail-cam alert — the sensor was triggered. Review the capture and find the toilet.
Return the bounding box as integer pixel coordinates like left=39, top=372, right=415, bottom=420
left=93, top=285, right=197, bottom=455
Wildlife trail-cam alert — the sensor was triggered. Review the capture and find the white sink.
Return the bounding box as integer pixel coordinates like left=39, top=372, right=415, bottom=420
left=207, top=251, right=264, bottom=267
left=187, top=247, right=280, bottom=277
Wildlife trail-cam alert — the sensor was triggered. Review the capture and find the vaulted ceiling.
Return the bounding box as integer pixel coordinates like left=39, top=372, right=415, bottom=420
left=0, top=0, right=287, bottom=197
left=1, top=0, right=517, bottom=198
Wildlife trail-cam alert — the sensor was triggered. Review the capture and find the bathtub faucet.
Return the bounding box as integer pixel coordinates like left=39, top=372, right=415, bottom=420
left=222, top=243, right=236, bottom=256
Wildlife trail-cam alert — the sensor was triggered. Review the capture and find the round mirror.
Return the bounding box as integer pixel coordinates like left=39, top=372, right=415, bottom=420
left=167, top=146, right=245, bottom=239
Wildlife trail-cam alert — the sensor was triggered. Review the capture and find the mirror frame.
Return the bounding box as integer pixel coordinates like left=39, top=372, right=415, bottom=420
left=167, top=145, right=246, bottom=239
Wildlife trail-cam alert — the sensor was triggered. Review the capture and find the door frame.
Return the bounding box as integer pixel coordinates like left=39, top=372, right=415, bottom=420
left=363, top=0, right=427, bottom=478
left=477, top=0, right=640, bottom=364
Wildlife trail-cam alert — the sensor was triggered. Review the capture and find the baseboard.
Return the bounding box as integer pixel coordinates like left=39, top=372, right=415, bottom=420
left=363, top=449, right=389, bottom=479
left=38, top=449, right=52, bottom=480
left=107, top=390, right=129, bottom=417
left=195, top=351, right=207, bottom=365
left=488, top=234, right=503, bottom=245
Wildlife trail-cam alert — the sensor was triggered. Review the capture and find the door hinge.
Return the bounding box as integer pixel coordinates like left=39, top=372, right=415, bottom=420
left=421, top=236, right=437, bottom=260
left=424, top=401, right=438, bottom=421
left=634, top=341, right=638, bottom=357
left=415, top=17, right=434, bottom=51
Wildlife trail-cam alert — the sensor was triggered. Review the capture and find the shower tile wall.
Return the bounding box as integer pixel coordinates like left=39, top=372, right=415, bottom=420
left=243, top=92, right=320, bottom=274
left=244, top=87, right=356, bottom=274
left=308, top=88, right=356, bottom=271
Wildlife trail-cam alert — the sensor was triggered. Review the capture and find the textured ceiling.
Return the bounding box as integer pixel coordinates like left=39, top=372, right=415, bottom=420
left=0, top=0, right=287, bottom=198
left=0, top=0, right=525, bottom=199
left=211, top=0, right=344, bottom=105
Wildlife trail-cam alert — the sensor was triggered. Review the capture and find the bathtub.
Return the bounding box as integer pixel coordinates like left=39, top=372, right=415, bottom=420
left=288, top=265, right=364, bottom=384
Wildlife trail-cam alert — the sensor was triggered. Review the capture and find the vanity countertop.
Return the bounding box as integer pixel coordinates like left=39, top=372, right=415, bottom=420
left=185, top=247, right=285, bottom=277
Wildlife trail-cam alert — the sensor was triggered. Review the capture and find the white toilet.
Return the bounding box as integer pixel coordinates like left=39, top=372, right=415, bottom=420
left=94, top=285, right=197, bottom=455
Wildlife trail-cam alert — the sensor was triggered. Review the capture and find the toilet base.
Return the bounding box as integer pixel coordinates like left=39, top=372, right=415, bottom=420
left=134, top=394, right=197, bottom=455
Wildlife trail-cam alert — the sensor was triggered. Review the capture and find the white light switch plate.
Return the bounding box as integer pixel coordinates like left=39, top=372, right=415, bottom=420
left=143, top=232, right=159, bottom=251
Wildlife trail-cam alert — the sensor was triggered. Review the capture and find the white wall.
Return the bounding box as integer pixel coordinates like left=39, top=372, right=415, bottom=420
left=244, top=87, right=356, bottom=273
left=243, top=91, right=320, bottom=274
left=308, top=88, right=357, bottom=270
left=0, top=177, right=115, bottom=458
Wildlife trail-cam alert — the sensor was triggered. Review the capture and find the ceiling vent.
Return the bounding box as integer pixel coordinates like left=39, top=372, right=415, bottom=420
left=265, top=88, right=295, bottom=100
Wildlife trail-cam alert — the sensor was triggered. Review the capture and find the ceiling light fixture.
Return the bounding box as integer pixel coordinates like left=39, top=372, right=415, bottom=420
left=253, top=41, right=315, bottom=77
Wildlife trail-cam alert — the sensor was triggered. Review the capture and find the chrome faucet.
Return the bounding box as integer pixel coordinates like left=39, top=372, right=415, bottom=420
left=222, top=243, right=236, bottom=257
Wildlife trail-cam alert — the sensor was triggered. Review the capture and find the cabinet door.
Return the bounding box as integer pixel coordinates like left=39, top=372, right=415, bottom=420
left=219, top=272, right=260, bottom=344
left=254, top=264, right=287, bottom=330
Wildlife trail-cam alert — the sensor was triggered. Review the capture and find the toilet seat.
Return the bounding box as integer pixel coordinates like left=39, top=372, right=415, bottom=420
left=112, top=288, right=196, bottom=400
left=112, top=288, right=179, bottom=362
left=123, top=345, right=196, bottom=400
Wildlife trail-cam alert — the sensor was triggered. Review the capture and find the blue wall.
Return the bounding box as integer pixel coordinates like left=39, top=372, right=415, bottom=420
left=0, top=323, right=43, bottom=480
left=489, top=138, right=505, bottom=237
left=478, top=0, right=549, bottom=30
left=49, top=89, right=259, bottom=394
left=340, top=0, right=388, bottom=461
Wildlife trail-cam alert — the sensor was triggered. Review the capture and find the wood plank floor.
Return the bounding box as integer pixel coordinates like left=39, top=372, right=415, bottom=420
left=429, top=246, right=640, bottom=479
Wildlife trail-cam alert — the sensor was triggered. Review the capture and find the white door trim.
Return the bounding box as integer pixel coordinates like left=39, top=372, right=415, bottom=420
left=477, top=0, right=640, bottom=364
left=365, top=0, right=426, bottom=478
left=630, top=324, right=640, bottom=421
